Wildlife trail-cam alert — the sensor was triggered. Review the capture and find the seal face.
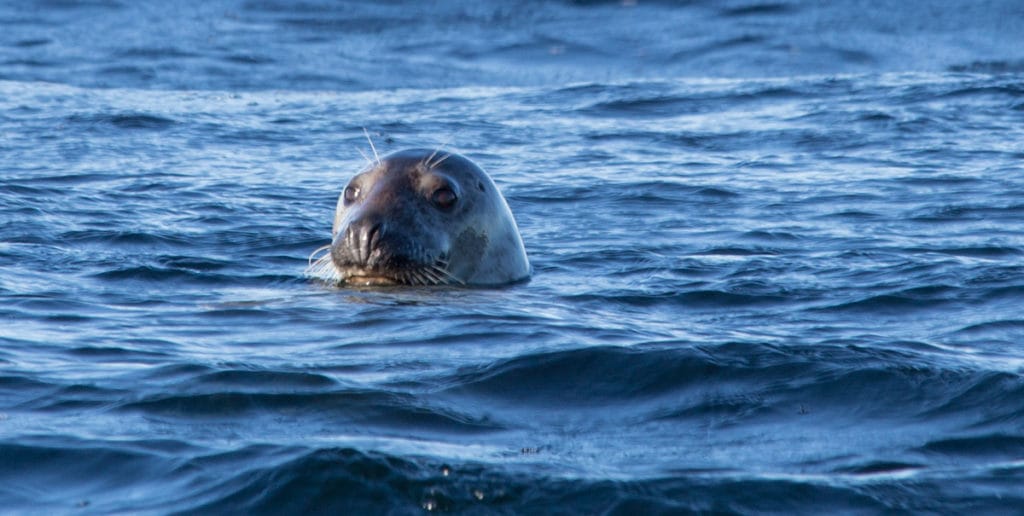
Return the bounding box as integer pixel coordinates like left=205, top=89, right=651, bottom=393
left=307, top=148, right=530, bottom=287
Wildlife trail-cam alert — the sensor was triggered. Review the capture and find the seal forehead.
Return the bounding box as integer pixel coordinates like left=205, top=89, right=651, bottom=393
left=383, top=149, right=482, bottom=178
left=366, top=153, right=474, bottom=205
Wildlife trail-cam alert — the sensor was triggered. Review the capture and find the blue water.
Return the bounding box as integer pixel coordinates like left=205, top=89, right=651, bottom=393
left=3, top=0, right=1024, bottom=512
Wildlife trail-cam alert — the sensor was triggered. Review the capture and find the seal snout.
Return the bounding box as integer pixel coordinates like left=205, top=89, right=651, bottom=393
left=353, top=217, right=384, bottom=266
left=336, top=213, right=389, bottom=268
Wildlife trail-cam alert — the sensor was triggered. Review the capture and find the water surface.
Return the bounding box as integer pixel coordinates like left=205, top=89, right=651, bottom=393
left=2, top=0, right=1024, bottom=512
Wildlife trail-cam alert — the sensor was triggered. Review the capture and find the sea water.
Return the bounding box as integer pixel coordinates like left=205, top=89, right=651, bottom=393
left=2, top=0, right=1024, bottom=512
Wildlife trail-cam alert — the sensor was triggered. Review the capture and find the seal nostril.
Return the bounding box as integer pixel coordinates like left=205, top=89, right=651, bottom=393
left=344, top=225, right=363, bottom=264
left=350, top=219, right=385, bottom=266
left=366, top=222, right=383, bottom=255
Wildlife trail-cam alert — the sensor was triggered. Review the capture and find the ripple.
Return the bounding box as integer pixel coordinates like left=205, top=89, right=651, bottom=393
left=441, top=344, right=810, bottom=407
left=65, top=112, right=177, bottom=131
left=719, top=3, right=797, bottom=17
left=919, top=434, right=1024, bottom=458
left=193, top=370, right=338, bottom=389
left=119, top=390, right=504, bottom=434
left=186, top=446, right=890, bottom=514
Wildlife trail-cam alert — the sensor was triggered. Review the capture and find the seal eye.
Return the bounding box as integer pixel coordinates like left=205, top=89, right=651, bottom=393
left=432, top=187, right=458, bottom=211
left=343, top=185, right=359, bottom=205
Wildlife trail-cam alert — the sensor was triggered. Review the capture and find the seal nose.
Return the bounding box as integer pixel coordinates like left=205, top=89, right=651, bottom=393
left=346, top=215, right=386, bottom=266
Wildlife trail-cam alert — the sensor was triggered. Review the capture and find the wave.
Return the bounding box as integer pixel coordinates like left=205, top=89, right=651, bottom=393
left=119, top=389, right=504, bottom=435
left=185, top=447, right=898, bottom=514
left=64, top=112, right=177, bottom=131
left=2, top=437, right=1022, bottom=513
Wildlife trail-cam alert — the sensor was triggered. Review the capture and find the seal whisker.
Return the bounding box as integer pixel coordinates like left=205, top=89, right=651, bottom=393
left=428, top=152, right=451, bottom=170
left=409, top=267, right=432, bottom=286
left=432, top=264, right=463, bottom=286
left=436, top=135, right=454, bottom=155
left=321, top=260, right=340, bottom=281
left=426, top=268, right=443, bottom=286
left=305, top=252, right=341, bottom=283
left=307, top=244, right=332, bottom=267
left=355, top=146, right=374, bottom=168
left=422, top=271, right=437, bottom=286
left=425, top=256, right=460, bottom=285
left=305, top=256, right=323, bottom=276
left=428, top=263, right=456, bottom=286
left=408, top=269, right=428, bottom=286
left=425, top=148, right=441, bottom=169
left=363, top=128, right=380, bottom=165
left=409, top=270, right=424, bottom=287
left=397, top=269, right=413, bottom=286
left=398, top=270, right=412, bottom=286
left=426, top=136, right=457, bottom=169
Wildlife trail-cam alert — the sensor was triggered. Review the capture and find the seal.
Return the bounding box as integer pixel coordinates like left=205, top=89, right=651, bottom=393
left=307, top=148, right=530, bottom=286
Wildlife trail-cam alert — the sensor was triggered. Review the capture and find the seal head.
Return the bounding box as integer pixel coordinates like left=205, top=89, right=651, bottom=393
left=308, top=148, right=530, bottom=286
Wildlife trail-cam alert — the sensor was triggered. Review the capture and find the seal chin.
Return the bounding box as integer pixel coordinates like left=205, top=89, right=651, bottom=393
left=342, top=274, right=403, bottom=287
left=335, top=261, right=460, bottom=287
left=336, top=264, right=403, bottom=286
